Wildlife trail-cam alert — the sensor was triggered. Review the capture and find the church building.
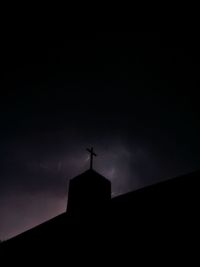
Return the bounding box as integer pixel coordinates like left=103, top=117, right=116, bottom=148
left=1, top=147, right=200, bottom=262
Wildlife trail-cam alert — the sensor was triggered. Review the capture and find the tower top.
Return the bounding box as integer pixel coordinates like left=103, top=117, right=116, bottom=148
left=86, top=147, right=97, bottom=170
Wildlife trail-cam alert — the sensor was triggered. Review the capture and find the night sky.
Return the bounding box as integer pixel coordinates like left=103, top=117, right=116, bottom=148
left=1, top=28, right=200, bottom=239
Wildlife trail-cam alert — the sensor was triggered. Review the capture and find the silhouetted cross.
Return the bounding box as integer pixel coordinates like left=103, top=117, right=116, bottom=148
left=86, top=147, right=97, bottom=169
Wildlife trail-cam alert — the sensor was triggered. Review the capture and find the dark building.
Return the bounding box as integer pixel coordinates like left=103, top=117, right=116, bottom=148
left=1, top=162, right=200, bottom=263
left=67, top=169, right=111, bottom=216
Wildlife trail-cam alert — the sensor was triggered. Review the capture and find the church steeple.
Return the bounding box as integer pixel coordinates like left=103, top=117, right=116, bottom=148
left=66, top=148, right=111, bottom=215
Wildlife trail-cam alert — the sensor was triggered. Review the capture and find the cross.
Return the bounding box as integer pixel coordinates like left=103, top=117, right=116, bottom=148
left=86, top=147, right=97, bottom=170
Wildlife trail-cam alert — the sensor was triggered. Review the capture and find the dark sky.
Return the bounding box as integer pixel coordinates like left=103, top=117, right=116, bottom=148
left=1, top=28, right=200, bottom=239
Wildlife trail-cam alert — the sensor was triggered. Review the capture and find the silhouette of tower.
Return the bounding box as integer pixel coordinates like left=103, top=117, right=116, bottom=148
left=67, top=148, right=111, bottom=216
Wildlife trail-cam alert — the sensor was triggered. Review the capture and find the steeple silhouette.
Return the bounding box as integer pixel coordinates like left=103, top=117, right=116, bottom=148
left=67, top=148, right=111, bottom=215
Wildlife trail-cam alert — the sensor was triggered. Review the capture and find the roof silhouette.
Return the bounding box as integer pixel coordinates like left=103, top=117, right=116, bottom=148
left=1, top=168, right=200, bottom=263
